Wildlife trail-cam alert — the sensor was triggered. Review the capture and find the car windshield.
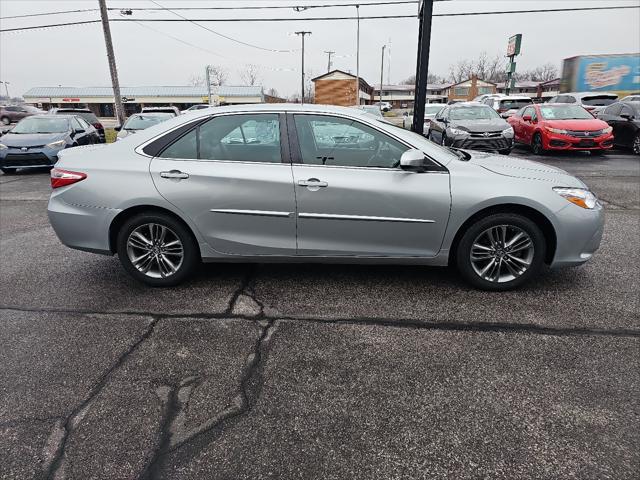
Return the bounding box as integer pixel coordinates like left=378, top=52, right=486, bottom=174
left=12, top=117, right=69, bottom=134
left=581, top=95, right=617, bottom=106
left=58, top=111, right=98, bottom=123
left=539, top=105, right=594, bottom=120
left=450, top=106, right=500, bottom=120
left=424, top=105, right=443, bottom=115
left=499, top=99, right=532, bottom=110
left=123, top=114, right=172, bottom=130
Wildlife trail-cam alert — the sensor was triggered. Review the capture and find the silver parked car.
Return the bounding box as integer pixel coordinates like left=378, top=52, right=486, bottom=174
left=48, top=104, right=604, bottom=290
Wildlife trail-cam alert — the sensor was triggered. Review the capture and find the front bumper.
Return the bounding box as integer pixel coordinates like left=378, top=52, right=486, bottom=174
left=543, top=132, right=614, bottom=151
left=0, top=147, right=61, bottom=169
left=550, top=201, right=605, bottom=268
left=448, top=133, right=513, bottom=152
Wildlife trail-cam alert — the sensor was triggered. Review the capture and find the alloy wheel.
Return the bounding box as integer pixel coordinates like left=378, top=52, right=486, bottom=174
left=470, top=225, right=534, bottom=283
left=126, top=223, right=184, bottom=279
left=634, top=134, right=640, bottom=155
left=532, top=134, right=543, bottom=154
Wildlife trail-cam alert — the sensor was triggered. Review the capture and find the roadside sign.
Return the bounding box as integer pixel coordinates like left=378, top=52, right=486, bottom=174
left=507, top=34, right=522, bottom=57
left=62, top=98, right=80, bottom=102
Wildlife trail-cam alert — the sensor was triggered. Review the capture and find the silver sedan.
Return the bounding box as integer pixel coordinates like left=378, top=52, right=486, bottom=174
left=47, top=104, right=604, bottom=290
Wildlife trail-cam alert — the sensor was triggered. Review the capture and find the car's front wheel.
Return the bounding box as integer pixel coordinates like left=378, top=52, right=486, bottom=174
left=1, top=116, right=10, bottom=125
left=531, top=132, right=545, bottom=155
left=456, top=213, right=546, bottom=291
left=116, top=212, right=199, bottom=287
left=499, top=148, right=512, bottom=155
left=633, top=132, right=640, bottom=155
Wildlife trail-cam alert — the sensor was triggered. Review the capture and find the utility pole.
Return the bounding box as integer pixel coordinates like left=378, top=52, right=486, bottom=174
left=355, top=4, right=360, bottom=105
left=205, top=65, right=212, bottom=105
left=324, top=51, right=335, bottom=72
left=98, top=0, right=125, bottom=126
left=412, top=0, right=434, bottom=134
left=379, top=45, right=386, bottom=112
left=295, top=31, right=311, bottom=104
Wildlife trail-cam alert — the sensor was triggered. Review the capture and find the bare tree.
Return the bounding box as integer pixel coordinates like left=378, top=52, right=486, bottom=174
left=515, top=63, right=559, bottom=82
left=400, top=73, right=445, bottom=86
left=208, top=65, right=228, bottom=86
left=449, top=52, right=505, bottom=83
left=188, top=73, right=205, bottom=86
left=240, top=64, right=261, bottom=86
left=266, top=87, right=279, bottom=98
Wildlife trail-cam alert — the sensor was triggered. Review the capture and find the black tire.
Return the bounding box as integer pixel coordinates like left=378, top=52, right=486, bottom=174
left=116, top=212, right=199, bottom=287
left=632, top=132, right=640, bottom=155
left=1, top=167, right=17, bottom=175
left=441, top=132, right=448, bottom=147
left=531, top=133, right=545, bottom=155
left=1, top=116, right=10, bottom=126
left=455, top=213, right=546, bottom=291
left=499, top=148, right=512, bottom=155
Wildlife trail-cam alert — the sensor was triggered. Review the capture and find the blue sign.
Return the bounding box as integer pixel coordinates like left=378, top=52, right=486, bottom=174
left=576, top=55, right=640, bottom=92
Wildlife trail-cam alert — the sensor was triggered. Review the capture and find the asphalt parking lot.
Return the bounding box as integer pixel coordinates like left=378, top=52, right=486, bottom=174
left=1, top=147, right=638, bottom=479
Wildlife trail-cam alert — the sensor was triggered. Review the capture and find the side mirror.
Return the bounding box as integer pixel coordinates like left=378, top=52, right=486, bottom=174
left=114, top=126, right=122, bottom=131
left=436, top=117, right=446, bottom=123
left=400, top=149, right=427, bottom=172
left=523, top=115, right=532, bottom=122
left=74, top=129, right=86, bottom=134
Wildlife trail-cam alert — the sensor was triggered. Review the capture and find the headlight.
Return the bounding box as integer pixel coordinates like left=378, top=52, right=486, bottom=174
left=502, top=126, right=514, bottom=136
left=553, top=187, right=598, bottom=209
left=0, top=143, right=7, bottom=150
left=448, top=127, right=468, bottom=135
left=545, top=126, right=568, bottom=135
left=602, top=126, right=613, bottom=134
left=46, top=139, right=67, bottom=149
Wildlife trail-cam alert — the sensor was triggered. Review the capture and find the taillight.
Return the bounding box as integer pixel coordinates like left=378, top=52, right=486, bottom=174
left=51, top=168, right=87, bottom=189
left=93, top=122, right=103, bottom=130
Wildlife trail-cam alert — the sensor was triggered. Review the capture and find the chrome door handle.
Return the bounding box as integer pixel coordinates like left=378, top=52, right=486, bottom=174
left=160, top=170, right=189, bottom=179
left=298, top=178, right=328, bottom=188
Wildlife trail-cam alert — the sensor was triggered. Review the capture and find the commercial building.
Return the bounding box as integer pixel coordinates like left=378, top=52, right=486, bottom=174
left=495, top=78, right=560, bottom=100
left=312, top=70, right=374, bottom=106
left=22, top=85, right=268, bottom=117
left=373, top=83, right=448, bottom=108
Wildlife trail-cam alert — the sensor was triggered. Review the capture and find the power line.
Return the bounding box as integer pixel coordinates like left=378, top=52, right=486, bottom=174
left=146, top=0, right=299, bottom=53
left=0, top=8, right=97, bottom=20
left=1, top=5, right=638, bottom=33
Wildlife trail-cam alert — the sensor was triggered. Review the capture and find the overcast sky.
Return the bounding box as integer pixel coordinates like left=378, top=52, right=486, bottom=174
left=1, top=0, right=639, bottom=98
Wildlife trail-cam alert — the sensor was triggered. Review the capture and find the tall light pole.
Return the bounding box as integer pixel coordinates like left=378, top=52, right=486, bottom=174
left=98, top=0, right=125, bottom=125
left=295, top=31, right=312, bottom=104
left=205, top=65, right=212, bottom=105
left=379, top=45, right=386, bottom=112
left=324, top=51, right=335, bottom=72
left=0, top=81, right=9, bottom=99
left=355, top=4, right=360, bottom=105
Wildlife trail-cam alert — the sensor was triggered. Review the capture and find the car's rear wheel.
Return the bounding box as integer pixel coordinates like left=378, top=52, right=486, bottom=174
left=456, top=213, right=546, bottom=291
left=1, top=167, right=17, bottom=175
left=531, top=133, right=545, bottom=155
left=1, top=116, right=10, bottom=125
left=116, top=212, right=199, bottom=287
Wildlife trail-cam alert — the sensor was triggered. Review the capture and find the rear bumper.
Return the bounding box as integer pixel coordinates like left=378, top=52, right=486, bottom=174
left=543, top=132, right=614, bottom=151
left=47, top=194, right=118, bottom=255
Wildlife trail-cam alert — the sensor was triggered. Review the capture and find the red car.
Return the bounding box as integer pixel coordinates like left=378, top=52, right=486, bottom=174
left=508, top=103, right=614, bottom=155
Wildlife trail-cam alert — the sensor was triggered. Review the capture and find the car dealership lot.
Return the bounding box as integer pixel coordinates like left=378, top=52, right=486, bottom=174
left=1, top=148, right=638, bottom=479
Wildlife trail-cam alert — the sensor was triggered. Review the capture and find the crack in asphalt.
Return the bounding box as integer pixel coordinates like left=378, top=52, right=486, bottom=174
left=138, top=278, right=275, bottom=480
left=41, top=316, right=160, bottom=480
left=2, top=305, right=638, bottom=339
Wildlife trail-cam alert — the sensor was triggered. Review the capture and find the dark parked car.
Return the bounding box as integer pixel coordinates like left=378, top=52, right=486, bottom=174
left=0, top=105, right=44, bottom=125
left=428, top=102, right=514, bottom=154
left=49, top=108, right=105, bottom=143
left=598, top=101, right=640, bottom=155
left=0, top=115, right=100, bottom=173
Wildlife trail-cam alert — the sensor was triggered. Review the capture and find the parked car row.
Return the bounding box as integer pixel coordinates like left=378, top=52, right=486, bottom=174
left=0, top=104, right=44, bottom=125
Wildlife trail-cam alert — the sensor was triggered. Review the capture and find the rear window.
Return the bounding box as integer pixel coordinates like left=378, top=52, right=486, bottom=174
left=499, top=99, right=531, bottom=110
left=581, top=95, right=617, bottom=106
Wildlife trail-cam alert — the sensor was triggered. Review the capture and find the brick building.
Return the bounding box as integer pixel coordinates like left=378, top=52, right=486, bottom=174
left=312, top=70, right=374, bottom=106
left=444, top=75, right=496, bottom=102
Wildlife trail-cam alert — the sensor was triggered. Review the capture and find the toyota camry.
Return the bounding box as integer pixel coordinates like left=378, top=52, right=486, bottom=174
left=47, top=104, right=604, bottom=291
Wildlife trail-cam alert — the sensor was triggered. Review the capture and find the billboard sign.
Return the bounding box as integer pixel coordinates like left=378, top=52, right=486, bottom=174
left=507, top=34, right=522, bottom=57
left=576, top=54, right=640, bottom=92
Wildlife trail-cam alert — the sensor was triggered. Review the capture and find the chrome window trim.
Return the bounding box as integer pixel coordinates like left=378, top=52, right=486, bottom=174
left=298, top=213, right=435, bottom=223
left=210, top=209, right=292, bottom=218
